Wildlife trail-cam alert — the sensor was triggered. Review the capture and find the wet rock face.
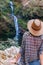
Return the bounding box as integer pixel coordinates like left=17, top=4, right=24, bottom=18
left=20, top=0, right=43, bottom=18
left=13, top=0, right=43, bottom=17
left=19, top=0, right=43, bottom=7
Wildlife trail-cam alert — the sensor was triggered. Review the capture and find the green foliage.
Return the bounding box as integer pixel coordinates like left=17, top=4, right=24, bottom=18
left=18, top=19, right=27, bottom=30
left=18, top=6, right=43, bottom=20
left=13, top=2, right=43, bottom=20
left=0, top=0, right=16, bottom=40
left=13, top=2, right=22, bottom=15
left=0, top=42, right=12, bottom=50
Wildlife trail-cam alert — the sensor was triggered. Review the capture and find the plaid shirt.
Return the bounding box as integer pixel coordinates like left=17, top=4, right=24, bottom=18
left=20, top=31, right=43, bottom=65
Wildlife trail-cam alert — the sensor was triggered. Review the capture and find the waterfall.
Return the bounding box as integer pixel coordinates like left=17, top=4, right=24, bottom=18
left=9, top=1, right=19, bottom=41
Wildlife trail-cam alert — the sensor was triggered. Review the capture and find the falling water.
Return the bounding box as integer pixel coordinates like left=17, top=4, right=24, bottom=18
left=9, top=1, right=19, bottom=41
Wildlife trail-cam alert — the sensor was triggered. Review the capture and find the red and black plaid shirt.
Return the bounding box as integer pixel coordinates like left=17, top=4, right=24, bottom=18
left=20, top=31, right=43, bottom=65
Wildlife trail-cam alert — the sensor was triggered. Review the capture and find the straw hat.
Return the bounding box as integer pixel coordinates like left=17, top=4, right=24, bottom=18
left=27, top=19, right=43, bottom=36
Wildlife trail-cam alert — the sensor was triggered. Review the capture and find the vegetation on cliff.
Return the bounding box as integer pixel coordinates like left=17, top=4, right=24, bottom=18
left=0, top=0, right=43, bottom=40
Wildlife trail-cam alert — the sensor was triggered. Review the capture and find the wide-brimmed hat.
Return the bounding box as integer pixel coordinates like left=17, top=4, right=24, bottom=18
left=27, top=19, right=43, bottom=36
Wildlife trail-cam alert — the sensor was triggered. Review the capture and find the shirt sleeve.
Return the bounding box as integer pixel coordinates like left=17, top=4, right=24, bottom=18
left=19, top=33, right=26, bottom=65
left=39, top=40, right=43, bottom=54
left=19, top=32, right=30, bottom=65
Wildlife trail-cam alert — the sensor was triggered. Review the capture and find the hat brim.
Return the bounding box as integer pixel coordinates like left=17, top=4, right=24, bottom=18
left=27, top=19, right=43, bottom=36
